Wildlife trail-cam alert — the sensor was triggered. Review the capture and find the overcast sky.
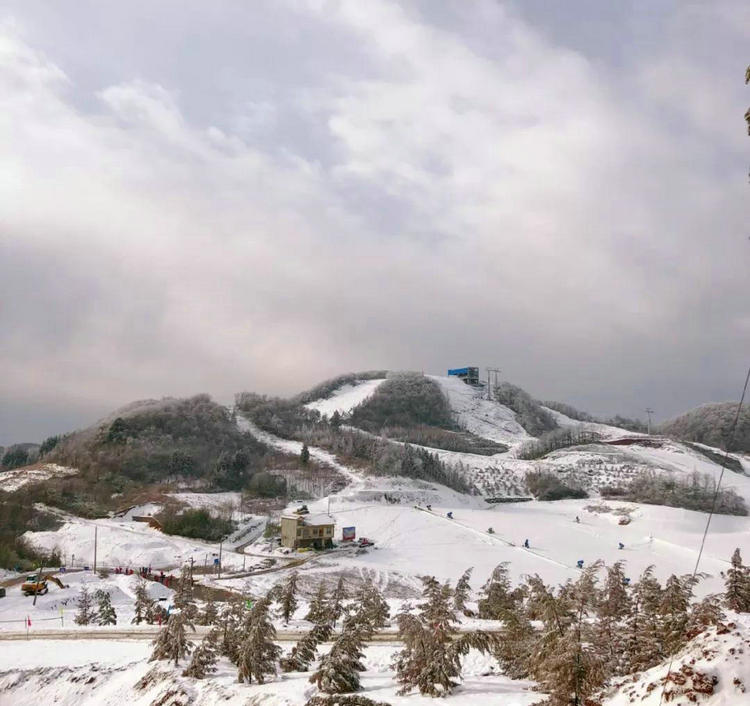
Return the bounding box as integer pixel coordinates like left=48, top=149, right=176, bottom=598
left=1, top=0, right=748, bottom=445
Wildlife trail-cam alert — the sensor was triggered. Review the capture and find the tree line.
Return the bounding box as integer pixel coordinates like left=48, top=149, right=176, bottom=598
left=138, top=549, right=750, bottom=706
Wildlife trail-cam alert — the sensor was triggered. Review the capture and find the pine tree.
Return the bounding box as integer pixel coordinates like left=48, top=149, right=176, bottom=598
left=535, top=566, right=605, bottom=706
left=330, top=410, right=342, bottom=430
left=453, top=567, right=473, bottom=616
left=132, top=576, right=155, bottom=625
left=725, top=548, right=750, bottom=612
left=74, top=585, right=96, bottom=625
left=305, top=583, right=330, bottom=624
left=393, top=575, right=495, bottom=697
left=237, top=597, right=281, bottom=684
left=526, top=574, right=574, bottom=677
left=659, top=574, right=692, bottom=655
left=277, top=571, right=300, bottom=624
left=95, top=589, right=117, bottom=625
left=219, top=597, right=246, bottom=663
left=309, top=614, right=367, bottom=694
left=301, top=443, right=310, bottom=465
left=281, top=622, right=332, bottom=672
left=150, top=609, right=195, bottom=666
left=687, top=593, right=725, bottom=638
left=354, top=580, right=389, bottom=630
left=594, top=561, right=629, bottom=673
left=621, top=567, right=664, bottom=673
left=182, top=628, right=219, bottom=678
left=493, top=604, right=533, bottom=679
left=478, top=563, right=518, bottom=619
left=174, top=567, right=198, bottom=621
left=198, top=596, right=219, bottom=626
left=330, top=576, right=348, bottom=625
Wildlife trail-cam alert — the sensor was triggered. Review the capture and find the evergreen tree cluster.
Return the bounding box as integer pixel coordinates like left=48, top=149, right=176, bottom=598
left=146, top=549, right=750, bottom=704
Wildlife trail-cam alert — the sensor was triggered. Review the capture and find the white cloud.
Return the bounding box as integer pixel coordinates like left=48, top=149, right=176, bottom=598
left=0, top=1, right=748, bottom=442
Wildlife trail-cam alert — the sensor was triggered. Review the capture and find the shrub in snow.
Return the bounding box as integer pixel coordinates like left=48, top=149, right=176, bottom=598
left=305, top=696, right=392, bottom=706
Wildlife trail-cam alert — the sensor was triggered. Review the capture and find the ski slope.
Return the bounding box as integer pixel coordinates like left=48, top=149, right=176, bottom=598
left=430, top=375, right=532, bottom=445
left=304, top=377, right=386, bottom=416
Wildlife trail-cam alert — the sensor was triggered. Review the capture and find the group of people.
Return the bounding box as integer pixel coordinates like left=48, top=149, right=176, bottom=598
left=112, top=566, right=137, bottom=576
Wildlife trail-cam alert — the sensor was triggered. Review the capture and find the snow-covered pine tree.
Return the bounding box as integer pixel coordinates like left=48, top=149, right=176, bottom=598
left=198, top=595, right=219, bottom=626
left=182, top=627, right=220, bottom=678
left=95, top=589, right=117, bottom=625
left=219, top=596, right=246, bottom=663
left=725, top=548, right=750, bottom=612
left=493, top=604, right=534, bottom=679
left=535, top=566, right=605, bottom=706
left=354, top=580, right=389, bottom=630
left=276, top=571, right=300, bottom=625
left=132, top=576, right=155, bottom=625
left=525, top=574, right=574, bottom=678
left=478, top=563, right=518, bottom=619
left=593, top=561, right=630, bottom=674
left=659, top=573, right=694, bottom=655
left=621, top=567, right=664, bottom=673
left=453, top=567, right=473, bottom=616
left=305, top=583, right=330, bottom=624
left=686, top=593, right=725, bottom=638
left=280, top=622, right=332, bottom=672
left=309, top=614, right=367, bottom=694
left=150, top=609, right=195, bottom=666
left=330, top=576, right=348, bottom=625
left=74, top=585, right=96, bottom=625
left=237, top=597, right=281, bottom=684
left=174, top=566, right=198, bottom=621
left=393, top=575, right=495, bottom=697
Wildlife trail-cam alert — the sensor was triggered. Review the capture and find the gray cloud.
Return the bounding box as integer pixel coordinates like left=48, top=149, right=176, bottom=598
left=0, top=1, right=748, bottom=444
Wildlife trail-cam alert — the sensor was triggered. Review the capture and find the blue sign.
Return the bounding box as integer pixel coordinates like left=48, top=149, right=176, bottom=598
left=213, top=558, right=220, bottom=566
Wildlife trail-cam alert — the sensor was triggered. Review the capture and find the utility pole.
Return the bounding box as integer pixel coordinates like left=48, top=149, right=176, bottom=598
left=487, top=367, right=502, bottom=401
left=645, top=408, right=654, bottom=435
left=93, top=526, right=98, bottom=573
left=189, top=557, right=194, bottom=583
left=218, top=540, right=223, bottom=580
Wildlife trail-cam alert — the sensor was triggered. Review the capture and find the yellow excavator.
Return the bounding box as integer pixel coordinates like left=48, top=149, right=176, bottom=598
left=21, top=573, right=67, bottom=596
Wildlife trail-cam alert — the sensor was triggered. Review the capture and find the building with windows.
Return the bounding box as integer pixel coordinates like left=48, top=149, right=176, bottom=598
left=280, top=512, right=335, bottom=550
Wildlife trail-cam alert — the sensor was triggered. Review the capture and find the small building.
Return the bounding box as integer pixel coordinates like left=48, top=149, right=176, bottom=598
left=447, top=366, right=480, bottom=386
left=280, top=512, right=335, bottom=550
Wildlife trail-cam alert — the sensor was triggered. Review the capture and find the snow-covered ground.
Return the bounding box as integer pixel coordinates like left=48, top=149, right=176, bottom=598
left=0, top=463, right=78, bottom=492
left=600, top=614, right=750, bottom=704
left=0, top=570, right=173, bottom=632
left=21, top=509, right=247, bottom=574
left=0, top=640, right=539, bottom=706
left=304, top=378, right=386, bottom=416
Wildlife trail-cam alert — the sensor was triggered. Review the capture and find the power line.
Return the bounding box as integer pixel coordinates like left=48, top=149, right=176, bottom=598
left=657, top=364, right=750, bottom=706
